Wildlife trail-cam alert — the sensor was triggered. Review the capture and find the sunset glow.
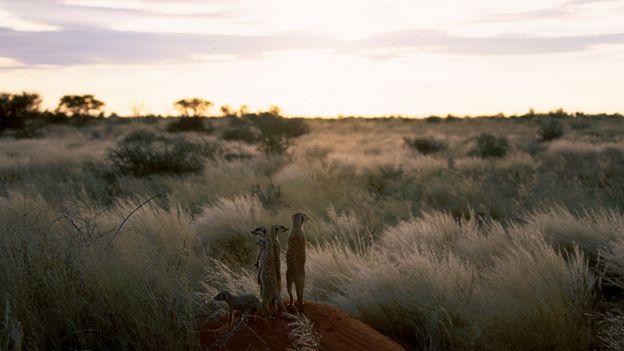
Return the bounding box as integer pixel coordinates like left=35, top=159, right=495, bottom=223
left=1, top=0, right=623, bottom=116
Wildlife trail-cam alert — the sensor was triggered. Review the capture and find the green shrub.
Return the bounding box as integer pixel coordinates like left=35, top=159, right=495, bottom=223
left=470, top=133, right=509, bottom=158
left=0, top=92, right=42, bottom=135
left=251, top=114, right=310, bottom=155
left=404, top=136, right=448, bottom=155
left=258, top=135, right=293, bottom=155
left=221, top=126, right=259, bottom=143
left=249, top=114, right=310, bottom=139
left=251, top=183, right=282, bottom=209
left=538, top=119, right=565, bottom=141
left=222, top=115, right=310, bottom=155
left=108, top=130, right=217, bottom=176
left=166, top=117, right=214, bottom=133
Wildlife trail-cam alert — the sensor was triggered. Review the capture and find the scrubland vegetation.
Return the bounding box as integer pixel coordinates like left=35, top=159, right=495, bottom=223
left=2, top=102, right=624, bottom=350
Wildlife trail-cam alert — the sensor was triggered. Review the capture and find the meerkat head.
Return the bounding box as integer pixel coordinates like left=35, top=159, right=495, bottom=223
left=250, top=226, right=268, bottom=237
left=256, top=238, right=266, bottom=248
left=291, top=212, right=310, bottom=226
left=214, top=291, right=231, bottom=301
left=270, top=224, right=289, bottom=237
left=257, top=237, right=272, bottom=250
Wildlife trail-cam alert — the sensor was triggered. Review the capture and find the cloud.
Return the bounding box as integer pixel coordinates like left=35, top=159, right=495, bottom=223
left=360, top=30, right=624, bottom=56
left=0, top=8, right=61, bottom=31
left=0, top=27, right=336, bottom=65
left=1, top=25, right=623, bottom=67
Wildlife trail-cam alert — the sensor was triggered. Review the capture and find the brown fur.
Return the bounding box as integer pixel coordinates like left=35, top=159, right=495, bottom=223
left=286, top=212, right=310, bottom=313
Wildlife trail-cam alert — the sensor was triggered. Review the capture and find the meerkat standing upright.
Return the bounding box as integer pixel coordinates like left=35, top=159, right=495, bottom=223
left=286, top=212, right=310, bottom=313
left=257, top=237, right=286, bottom=317
left=250, top=226, right=269, bottom=293
left=269, top=224, right=288, bottom=295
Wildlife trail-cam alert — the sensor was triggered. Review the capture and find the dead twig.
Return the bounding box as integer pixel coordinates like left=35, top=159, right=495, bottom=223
left=103, top=189, right=171, bottom=251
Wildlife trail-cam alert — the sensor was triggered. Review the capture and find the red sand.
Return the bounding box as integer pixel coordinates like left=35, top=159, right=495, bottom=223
left=199, top=301, right=406, bottom=351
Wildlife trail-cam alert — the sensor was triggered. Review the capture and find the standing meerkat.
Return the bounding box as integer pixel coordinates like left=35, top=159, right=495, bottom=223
left=214, top=290, right=264, bottom=326
left=250, top=226, right=269, bottom=292
left=257, top=237, right=286, bottom=318
left=286, top=212, right=310, bottom=313
left=251, top=225, right=288, bottom=295
left=269, top=224, right=288, bottom=295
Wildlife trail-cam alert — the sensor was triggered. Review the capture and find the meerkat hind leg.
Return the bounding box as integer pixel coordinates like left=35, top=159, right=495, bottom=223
left=296, top=279, right=305, bottom=313
left=286, top=276, right=295, bottom=309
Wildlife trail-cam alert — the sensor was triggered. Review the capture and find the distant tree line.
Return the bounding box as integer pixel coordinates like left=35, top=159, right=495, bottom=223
left=0, top=92, right=289, bottom=137
left=2, top=90, right=623, bottom=138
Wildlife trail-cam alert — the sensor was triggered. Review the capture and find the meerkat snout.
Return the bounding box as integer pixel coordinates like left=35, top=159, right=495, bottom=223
left=251, top=226, right=268, bottom=236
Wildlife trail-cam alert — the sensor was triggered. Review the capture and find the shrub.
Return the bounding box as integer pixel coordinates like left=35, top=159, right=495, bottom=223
left=258, top=135, right=293, bottom=155
left=470, top=133, right=509, bottom=158
left=404, top=136, right=448, bottom=155
left=538, top=119, right=565, bottom=141
left=251, top=183, right=282, bottom=209
left=251, top=115, right=310, bottom=155
left=166, top=117, right=214, bottom=133
left=222, top=115, right=310, bottom=155
left=193, top=195, right=268, bottom=265
left=107, top=130, right=216, bottom=176
left=250, top=114, right=310, bottom=139
left=0, top=92, right=41, bottom=134
left=222, top=126, right=259, bottom=143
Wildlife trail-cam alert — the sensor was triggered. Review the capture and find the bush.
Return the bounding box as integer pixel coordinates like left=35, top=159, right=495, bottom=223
left=258, top=135, right=293, bottom=155
left=108, top=130, right=216, bottom=176
left=251, top=114, right=310, bottom=155
left=222, top=126, right=259, bottom=143
left=221, top=115, right=310, bottom=155
left=404, top=136, right=448, bottom=155
left=538, top=119, right=565, bottom=141
left=470, top=133, right=509, bottom=158
left=250, top=114, right=310, bottom=139
left=0, top=92, right=41, bottom=134
left=166, top=117, right=214, bottom=133
left=251, top=183, right=282, bottom=209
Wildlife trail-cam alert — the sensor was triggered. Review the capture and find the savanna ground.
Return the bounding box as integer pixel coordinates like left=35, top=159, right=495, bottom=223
left=2, top=112, right=624, bottom=350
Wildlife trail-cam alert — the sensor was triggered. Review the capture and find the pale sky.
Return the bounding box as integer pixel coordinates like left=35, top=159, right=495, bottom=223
left=1, top=0, right=623, bottom=117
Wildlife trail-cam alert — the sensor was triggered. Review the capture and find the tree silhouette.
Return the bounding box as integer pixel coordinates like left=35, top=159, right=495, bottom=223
left=268, top=105, right=281, bottom=116
left=57, top=95, right=105, bottom=116
left=174, top=98, right=212, bottom=117
left=220, top=104, right=233, bottom=117
left=0, top=92, right=41, bottom=132
left=238, top=104, right=249, bottom=117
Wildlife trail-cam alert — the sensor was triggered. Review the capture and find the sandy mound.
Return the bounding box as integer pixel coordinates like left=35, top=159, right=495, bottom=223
left=200, top=301, right=405, bottom=351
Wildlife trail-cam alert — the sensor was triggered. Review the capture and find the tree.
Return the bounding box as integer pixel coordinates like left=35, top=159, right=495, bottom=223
left=268, top=105, right=281, bottom=116
left=220, top=104, right=233, bottom=117
left=238, top=105, right=249, bottom=117
left=0, top=92, right=41, bottom=132
left=57, top=95, right=105, bottom=116
left=174, top=98, right=212, bottom=117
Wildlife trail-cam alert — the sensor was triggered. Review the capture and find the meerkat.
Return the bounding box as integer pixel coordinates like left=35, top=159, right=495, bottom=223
left=250, top=226, right=269, bottom=292
left=257, top=237, right=286, bottom=317
left=269, top=224, right=288, bottom=295
left=214, top=290, right=264, bottom=326
left=286, top=212, right=310, bottom=313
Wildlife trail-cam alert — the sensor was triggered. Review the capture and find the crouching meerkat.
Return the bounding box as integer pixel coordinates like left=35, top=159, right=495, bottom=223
left=214, top=290, right=264, bottom=326
left=257, top=237, right=286, bottom=318
left=286, top=212, right=310, bottom=313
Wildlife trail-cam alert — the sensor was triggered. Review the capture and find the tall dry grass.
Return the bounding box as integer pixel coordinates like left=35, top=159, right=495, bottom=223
left=2, top=116, right=624, bottom=350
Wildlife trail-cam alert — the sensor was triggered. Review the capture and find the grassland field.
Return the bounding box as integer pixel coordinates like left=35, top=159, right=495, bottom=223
left=2, top=114, right=624, bottom=350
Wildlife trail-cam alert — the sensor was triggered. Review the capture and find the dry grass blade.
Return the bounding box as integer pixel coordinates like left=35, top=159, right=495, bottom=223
left=285, top=313, right=321, bottom=351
